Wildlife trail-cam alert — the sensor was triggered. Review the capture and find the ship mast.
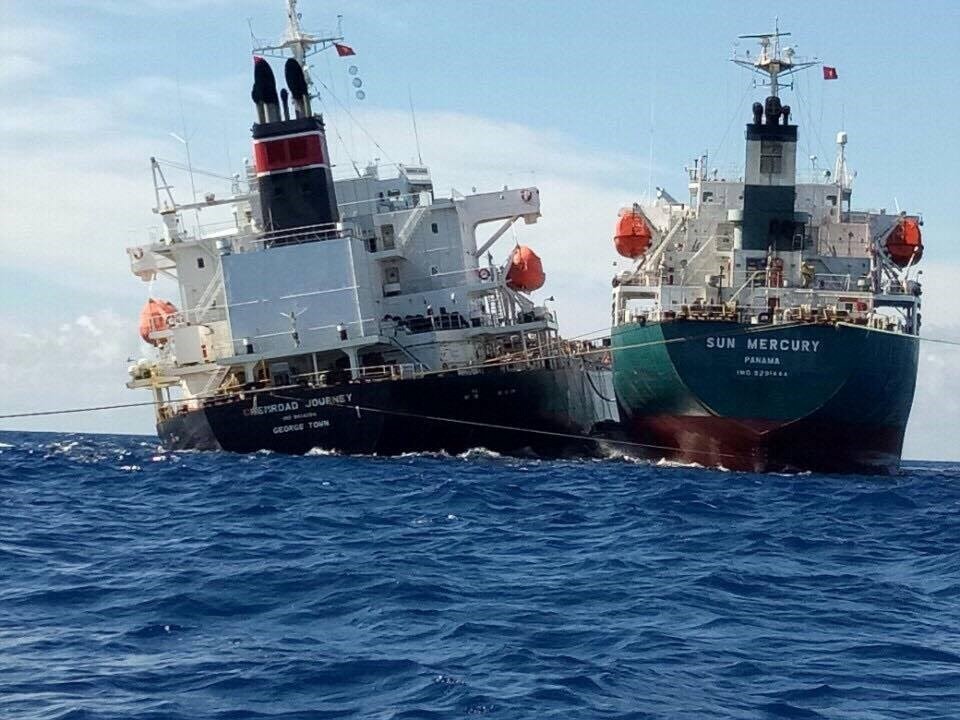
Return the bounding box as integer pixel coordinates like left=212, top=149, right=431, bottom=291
left=251, top=0, right=346, bottom=92
left=732, top=21, right=818, bottom=97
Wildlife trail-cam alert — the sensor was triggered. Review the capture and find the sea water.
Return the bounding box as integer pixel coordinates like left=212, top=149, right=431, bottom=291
left=2, top=431, right=959, bottom=719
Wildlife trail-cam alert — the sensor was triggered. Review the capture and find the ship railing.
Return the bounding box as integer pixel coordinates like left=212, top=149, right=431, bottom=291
left=723, top=270, right=854, bottom=294
left=801, top=273, right=853, bottom=291
left=726, top=270, right=768, bottom=303
left=399, top=265, right=503, bottom=295
left=172, top=305, right=229, bottom=326
left=380, top=305, right=553, bottom=337
left=294, top=362, right=428, bottom=386
left=248, top=222, right=352, bottom=249
left=338, top=191, right=430, bottom=217
left=230, top=317, right=381, bottom=357
left=196, top=219, right=243, bottom=238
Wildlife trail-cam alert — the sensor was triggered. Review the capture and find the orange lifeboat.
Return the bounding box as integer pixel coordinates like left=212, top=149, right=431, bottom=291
left=505, top=245, right=546, bottom=292
left=614, top=209, right=653, bottom=259
left=886, top=217, right=923, bottom=267
left=139, top=298, right=178, bottom=345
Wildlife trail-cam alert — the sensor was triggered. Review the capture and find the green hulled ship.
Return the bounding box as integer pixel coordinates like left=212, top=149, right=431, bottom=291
left=609, top=30, right=923, bottom=474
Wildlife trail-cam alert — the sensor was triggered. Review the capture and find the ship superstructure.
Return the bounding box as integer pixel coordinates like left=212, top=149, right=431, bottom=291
left=125, top=2, right=616, bottom=455
left=609, top=30, right=923, bottom=473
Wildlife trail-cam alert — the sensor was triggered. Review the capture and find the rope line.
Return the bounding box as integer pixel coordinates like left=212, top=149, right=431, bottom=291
left=0, top=323, right=953, bottom=423
left=333, top=402, right=755, bottom=463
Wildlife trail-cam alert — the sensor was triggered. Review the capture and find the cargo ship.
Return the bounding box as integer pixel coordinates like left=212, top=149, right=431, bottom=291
left=609, top=29, right=923, bottom=474
left=124, top=1, right=616, bottom=456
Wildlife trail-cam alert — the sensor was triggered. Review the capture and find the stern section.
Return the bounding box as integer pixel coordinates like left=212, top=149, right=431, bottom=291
left=612, top=320, right=919, bottom=473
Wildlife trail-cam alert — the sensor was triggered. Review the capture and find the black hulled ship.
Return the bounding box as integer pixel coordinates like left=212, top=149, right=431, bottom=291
left=126, top=2, right=616, bottom=456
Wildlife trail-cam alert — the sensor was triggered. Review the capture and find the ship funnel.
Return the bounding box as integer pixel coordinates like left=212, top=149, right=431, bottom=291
left=284, top=58, right=311, bottom=117
left=253, top=56, right=281, bottom=123
left=764, top=95, right=782, bottom=125
left=251, top=84, right=266, bottom=124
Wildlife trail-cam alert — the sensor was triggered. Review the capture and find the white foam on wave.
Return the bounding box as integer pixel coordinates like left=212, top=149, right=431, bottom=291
left=150, top=453, right=181, bottom=463
left=306, top=447, right=339, bottom=456
left=457, top=447, right=502, bottom=460
left=0, top=442, right=12, bottom=448
left=654, top=457, right=707, bottom=470
left=397, top=450, right=450, bottom=459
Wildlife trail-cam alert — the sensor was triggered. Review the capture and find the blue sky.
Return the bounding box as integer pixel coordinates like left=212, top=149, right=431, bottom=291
left=2, top=0, right=959, bottom=458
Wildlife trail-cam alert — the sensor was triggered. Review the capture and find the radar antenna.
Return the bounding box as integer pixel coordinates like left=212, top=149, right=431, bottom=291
left=731, top=19, right=818, bottom=97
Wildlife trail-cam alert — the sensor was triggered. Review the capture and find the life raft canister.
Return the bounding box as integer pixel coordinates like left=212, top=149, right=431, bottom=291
left=505, top=245, right=546, bottom=292
left=139, top=298, right=178, bottom=345
left=614, top=208, right=653, bottom=259
left=885, top=217, right=923, bottom=267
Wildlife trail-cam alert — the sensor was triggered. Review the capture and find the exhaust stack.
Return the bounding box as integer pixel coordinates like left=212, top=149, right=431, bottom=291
left=284, top=58, right=312, bottom=118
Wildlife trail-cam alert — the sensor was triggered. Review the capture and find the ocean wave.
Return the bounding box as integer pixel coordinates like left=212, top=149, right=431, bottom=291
left=1, top=429, right=959, bottom=719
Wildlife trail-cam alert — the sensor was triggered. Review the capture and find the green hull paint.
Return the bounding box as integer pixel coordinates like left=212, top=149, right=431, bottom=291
left=611, top=320, right=919, bottom=473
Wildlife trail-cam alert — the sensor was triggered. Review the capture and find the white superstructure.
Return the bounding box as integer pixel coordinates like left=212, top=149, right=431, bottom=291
left=125, top=3, right=561, bottom=422
left=612, top=29, right=924, bottom=335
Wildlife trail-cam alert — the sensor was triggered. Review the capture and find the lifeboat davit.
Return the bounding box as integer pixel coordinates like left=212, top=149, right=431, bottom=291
left=885, top=217, right=923, bottom=267
left=139, top=298, right=178, bottom=345
left=505, top=245, right=546, bottom=292
left=614, top=209, right=653, bottom=259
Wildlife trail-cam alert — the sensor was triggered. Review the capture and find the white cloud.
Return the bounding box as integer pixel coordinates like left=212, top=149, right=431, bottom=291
left=0, top=310, right=150, bottom=434
left=901, top=262, right=960, bottom=461
left=0, top=54, right=50, bottom=88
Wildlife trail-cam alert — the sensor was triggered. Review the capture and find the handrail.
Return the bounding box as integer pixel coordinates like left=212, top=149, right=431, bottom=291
left=727, top=270, right=766, bottom=303
left=293, top=362, right=428, bottom=385
left=248, top=222, right=351, bottom=248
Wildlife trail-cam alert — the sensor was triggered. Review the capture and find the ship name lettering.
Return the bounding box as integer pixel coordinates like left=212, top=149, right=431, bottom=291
left=305, top=393, right=353, bottom=408
left=706, top=337, right=736, bottom=349
left=273, top=423, right=304, bottom=434
left=746, top=338, right=820, bottom=352
left=744, top=355, right=782, bottom=365
left=244, top=401, right=300, bottom=417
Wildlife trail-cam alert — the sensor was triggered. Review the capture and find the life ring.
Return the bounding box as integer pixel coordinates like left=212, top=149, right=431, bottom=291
left=478, top=267, right=492, bottom=281
left=131, top=247, right=144, bottom=260
left=520, top=188, right=533, bottom=203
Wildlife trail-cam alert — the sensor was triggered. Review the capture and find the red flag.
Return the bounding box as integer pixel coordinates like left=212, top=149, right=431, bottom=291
left=334, top=43, right=356, bottom=57
left=822, top=66, right=838, bottom=80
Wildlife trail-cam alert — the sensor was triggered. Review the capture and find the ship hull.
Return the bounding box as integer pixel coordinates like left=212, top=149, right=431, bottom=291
left=158, top=366, right=618, bottom=458
left=611, top=320, right=919, bottom=474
